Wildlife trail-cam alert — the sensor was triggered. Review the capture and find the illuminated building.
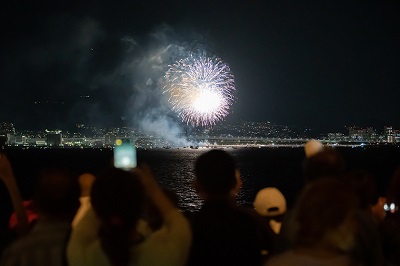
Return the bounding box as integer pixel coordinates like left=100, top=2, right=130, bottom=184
left=0, top=122, right=15, bottom=145
left=394, top=130, right=400, bottom=142
left=384, top=126, right=394, bottom=143
left=348, top=126, right=376, bottom=141
left=0, top=134, right=7, bottom=146
left=15, top=136, right=27, bottom=146
left=45, top=130, right=63, bottom=147
left=104, top=133, right=117, bottom=146
left=0, top=122, right=16, bottom=134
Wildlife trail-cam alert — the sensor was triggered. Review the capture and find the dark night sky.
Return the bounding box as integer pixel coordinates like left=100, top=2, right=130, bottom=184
left=1, top=0, right=399, bottom=134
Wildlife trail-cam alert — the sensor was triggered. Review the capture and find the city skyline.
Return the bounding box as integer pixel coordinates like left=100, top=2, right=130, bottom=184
left=1, top=99, right=400, bottom=138
left=1, top=120, right=399, bottom=139
left=1, top=120, right=400, bottom=149
left=1, top=1, right=399, bottom=134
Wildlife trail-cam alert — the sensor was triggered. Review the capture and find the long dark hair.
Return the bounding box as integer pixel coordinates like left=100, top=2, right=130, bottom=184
left=91, top=167, right=145, bottom=266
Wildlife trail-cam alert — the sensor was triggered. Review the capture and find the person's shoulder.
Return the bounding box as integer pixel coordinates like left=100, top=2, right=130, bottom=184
left=3, top=223, right=65, bottom=256
left=85, top=239, right=111, bottom=266
left=266, top=250, right=353, bottom=266
left=234, top=205, right=266, bottom=224
left=0, top=237, right=28, bottom=261
left=0, top=228, right=69, bottom=266
left=265, top=250, right=296, bottom=265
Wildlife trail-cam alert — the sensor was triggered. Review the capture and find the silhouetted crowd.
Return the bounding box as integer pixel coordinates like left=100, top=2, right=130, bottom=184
left=1, top=141, right=400, bottom=266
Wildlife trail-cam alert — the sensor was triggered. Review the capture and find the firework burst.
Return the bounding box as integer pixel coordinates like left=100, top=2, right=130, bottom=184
left=163, top=55, right=235, bottom=126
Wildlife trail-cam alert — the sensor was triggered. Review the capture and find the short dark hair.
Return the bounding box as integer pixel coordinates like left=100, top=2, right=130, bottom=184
left=295, top=178, right=359, bottom=247
left=194, top=149, right=237, bottom=197
left=341, top=169, right=378, bottom=209
left=33, top=167, right=80, bottom=217
left=90, top=167, right=145, bottom=225
left=303, top=147, right=345, bottom=183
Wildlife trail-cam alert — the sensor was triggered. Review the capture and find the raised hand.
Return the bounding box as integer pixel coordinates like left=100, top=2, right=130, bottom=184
left=0, top=153, right=15, bottom=184
left=0, top=153, right=29, bottom=234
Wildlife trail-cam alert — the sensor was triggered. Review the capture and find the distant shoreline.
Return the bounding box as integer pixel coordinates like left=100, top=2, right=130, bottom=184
left=2, top=141, right=400, bottom=151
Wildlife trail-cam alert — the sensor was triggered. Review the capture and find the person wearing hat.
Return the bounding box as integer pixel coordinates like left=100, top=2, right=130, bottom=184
left=253, top=187, right=287, bottom=235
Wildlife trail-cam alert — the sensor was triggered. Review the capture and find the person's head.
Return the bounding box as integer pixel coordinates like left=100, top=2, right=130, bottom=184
left=303, top=147, right=346, bottom=183
left=293, top=178, right=359, bottom=252
left=32, top=166, right=80, bottom=221
left=253, top=187, right=287, bottom=234
left=194, top=149, right=239, bottom=199
left=304, top=139, right=324, bottom=158
left=341, top=169, right=378, bottom=210
left=90, top=167, right=145, bottom=266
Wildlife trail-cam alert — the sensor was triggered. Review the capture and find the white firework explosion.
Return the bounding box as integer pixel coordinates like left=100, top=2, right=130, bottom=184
left=163, top=55, right=235, bottom=126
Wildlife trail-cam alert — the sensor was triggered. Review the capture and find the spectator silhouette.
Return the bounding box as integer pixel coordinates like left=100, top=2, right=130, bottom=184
left=267, top=178, right=359, bottom=266
left=253, top=187, right=286, bottom=260
left=187, top=149, right=269, bottom=266
left=253, top=187, right=287, bottom=235
left=302, top=146, right=346, bottom=183
left=67, top=166, right=191, bottom=266
left=304, top=139, right=324, bottom=158
left=1, top=164, right=80, bottom=266
left=339, top=170, right=384, bottom=266
left=276, top=146, right=347, bottom=253
left=0, top=153, right=30, bottom=254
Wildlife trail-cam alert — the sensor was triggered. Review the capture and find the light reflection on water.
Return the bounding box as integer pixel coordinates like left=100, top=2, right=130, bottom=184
left=137, top=147, right=305, bottom=212
left=139, top=149, right=204, bottom=211
left=2, top=146, right=397, bottom=222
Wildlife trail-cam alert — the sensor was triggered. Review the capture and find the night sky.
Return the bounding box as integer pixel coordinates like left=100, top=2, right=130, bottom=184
left=1, top=0, right=399, bottom=134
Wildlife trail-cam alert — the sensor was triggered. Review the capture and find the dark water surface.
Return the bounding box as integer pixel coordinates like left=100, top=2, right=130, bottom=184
left=1, top=146, right=400, bottom=228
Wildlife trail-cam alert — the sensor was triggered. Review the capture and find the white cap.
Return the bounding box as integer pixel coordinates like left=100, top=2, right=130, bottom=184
left=253, top=187, right=287, bottom=217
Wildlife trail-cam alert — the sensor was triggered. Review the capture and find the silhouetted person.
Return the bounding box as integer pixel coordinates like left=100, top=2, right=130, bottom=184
left=142, top=186, right=180, bottom=232
left=267, top=178, right=359, bottom=266
left=304, top=139, right=324, bottom=158
left=340, top=170, right=384, bottom=266
left=253, top=187, right=287, bottom=235
left=253, top=187, right=287, bottom=259
left=303, top=146, right=346, bottom=183
left=67, top=166, right=191, bottom=266
left=1, top=165, right=80, bottom=266
left=187, top=149, right=268, bottom=266
left=276, top=147, right=347, bottom=254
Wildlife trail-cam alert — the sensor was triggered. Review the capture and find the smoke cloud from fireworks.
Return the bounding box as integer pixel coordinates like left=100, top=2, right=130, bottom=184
left=119, top=25, right=226, bottom=146
left=7, top=16, right=233, bottom=146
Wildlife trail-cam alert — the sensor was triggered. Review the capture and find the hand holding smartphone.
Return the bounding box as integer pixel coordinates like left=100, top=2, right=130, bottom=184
left=113, top=139, right=137, bottom=170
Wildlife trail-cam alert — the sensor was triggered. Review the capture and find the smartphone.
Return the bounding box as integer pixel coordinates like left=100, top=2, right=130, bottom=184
left=113, top=139, right=137, bottom=170
left=384, top=202, right=398, bottom=213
